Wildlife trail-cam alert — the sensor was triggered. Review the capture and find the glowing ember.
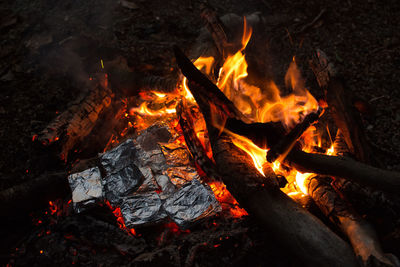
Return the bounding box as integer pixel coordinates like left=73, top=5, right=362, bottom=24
left=105, top=201, right=137, bottom=236
left=209, top=181, right=248, bottom=218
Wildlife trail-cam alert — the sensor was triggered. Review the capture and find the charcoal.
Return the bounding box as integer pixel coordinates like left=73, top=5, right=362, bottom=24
left=120, top=192, right=168, bottom=227
left=163, top=178, right=221, bottom=228
left=68, top=167, right=103, bottom=213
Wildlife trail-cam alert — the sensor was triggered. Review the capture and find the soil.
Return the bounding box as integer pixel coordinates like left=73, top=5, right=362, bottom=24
left=1, top=0, right=399, bottom=266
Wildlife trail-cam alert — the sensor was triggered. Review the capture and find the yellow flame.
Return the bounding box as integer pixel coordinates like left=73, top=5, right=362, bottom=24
left=127, top=15, right=332, bottom=199
left=130, top=102, right=176, bottom=116
left=153, top=92, right=167, bottom=98
left=230, top=132, right=267, bottom=175
left=295, top=172, right=313, bottom=195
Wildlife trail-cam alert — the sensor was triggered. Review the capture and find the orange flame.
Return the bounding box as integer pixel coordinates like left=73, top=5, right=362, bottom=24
left=129, top=102, right=176, bottom=116
left=122, top=15, right=335, bottom=216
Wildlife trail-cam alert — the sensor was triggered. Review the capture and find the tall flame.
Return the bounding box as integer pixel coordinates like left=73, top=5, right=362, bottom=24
left=127, top=16, right=332, bottom=202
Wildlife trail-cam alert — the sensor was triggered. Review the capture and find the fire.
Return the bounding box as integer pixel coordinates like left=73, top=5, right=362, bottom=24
left=129, top=102, right=176, bottom=116
left=179, top=17, right=327, bottom=198
left=209, top=181, right=248, bottom=217
left=230, top=132, right=267, bottom=175
left=105, top=201, right=136, bottom=236
left=120, top=16, right=335, bottom=219
left=182, top=56, right=215, bottom=102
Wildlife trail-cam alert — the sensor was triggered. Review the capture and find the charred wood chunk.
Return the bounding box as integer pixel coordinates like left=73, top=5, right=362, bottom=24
left=309, top=49, right=373, bottom=164
left=37, top=85, right=113, bottom=160
left=225, top=118, right=285, bottom=149
left=199, top=2, right=229, bottom=57
left=176, top=101, right=221, bottom=181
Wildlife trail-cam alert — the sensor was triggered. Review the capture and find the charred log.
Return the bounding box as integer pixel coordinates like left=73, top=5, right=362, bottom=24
left=285, top=149, right=400, bottom=194
left=309, top=49, right=374, bottom=164
left=305, top=175, right=399, bottom=266
left=199, top=2, right=229, bottom=58
left=266, top=108, right=321, bottom=163
left=332, top=130, right=400, bottom=217
left=176, top=101, right=222, bottom=181
left=37, top=84, right=113, bottom=160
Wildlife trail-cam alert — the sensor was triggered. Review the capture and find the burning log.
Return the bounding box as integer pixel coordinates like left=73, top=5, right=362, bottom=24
left=176, top=101, right=222, bottom=181
left=174, top=46, right=359, bottom=266
left=305, top=175, right=399, bottom=266
left=266, top=108, right=322, bottom=163
left=309, top=49, right=374, bottom=164
left=285, top=149, right=400, bottom=194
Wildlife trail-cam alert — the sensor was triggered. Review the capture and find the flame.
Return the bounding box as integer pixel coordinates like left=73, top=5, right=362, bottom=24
left=129, top=102, right=176, bottom=116
left=112, top=15, right=337, bottom=221
left=182, top=56, right=215, bottom=102
left=209, top=181, right=248, bottom=217
left=230, top=133, right=267, bottom=175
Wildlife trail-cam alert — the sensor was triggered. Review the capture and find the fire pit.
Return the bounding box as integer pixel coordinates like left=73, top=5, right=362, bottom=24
left=2, top=2, right=400, bottom=267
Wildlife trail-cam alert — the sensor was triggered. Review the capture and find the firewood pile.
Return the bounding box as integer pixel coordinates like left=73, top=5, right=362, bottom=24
left=2, top=1, right=400, bottom=267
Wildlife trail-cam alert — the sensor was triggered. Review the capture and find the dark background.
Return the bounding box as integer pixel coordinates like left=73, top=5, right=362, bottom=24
left=1, top=0, right=399, bottom=265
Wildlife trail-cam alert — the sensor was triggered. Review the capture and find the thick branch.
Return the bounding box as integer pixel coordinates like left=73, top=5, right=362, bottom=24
left=211, top=134, right=358, bottom=266
left=286, top=149, right=400, bottom=194
left=306, top=175, right=398, bottom=266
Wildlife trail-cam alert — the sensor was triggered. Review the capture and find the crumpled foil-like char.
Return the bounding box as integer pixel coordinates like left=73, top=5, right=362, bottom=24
left=101, top=139, right=144, bottom=205
left=121, top=192, right=167, bottom=227
left=68, top=167, right=103, bottom=213
left=163, top=178, right=221, bottom=228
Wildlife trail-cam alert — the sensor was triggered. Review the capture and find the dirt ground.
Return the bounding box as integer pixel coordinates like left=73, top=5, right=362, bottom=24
left=1, top=0, right=399, bottom=265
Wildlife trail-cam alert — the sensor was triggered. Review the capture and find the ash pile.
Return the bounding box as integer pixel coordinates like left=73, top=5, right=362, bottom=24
left=68, top=124, right=221, bottom=228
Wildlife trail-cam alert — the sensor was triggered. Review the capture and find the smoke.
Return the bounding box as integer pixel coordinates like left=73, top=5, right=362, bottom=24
left=26, top=0, right=119, bottom=88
